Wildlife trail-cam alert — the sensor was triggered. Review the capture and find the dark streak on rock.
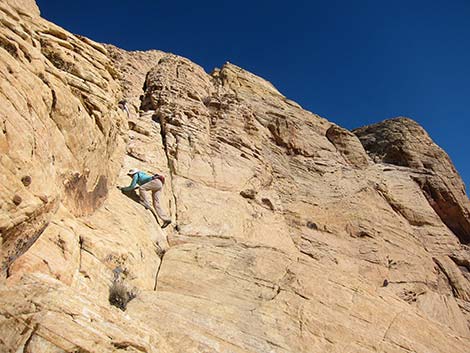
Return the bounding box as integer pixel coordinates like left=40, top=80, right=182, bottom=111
left=1, top=199, right=58, bottom=277
left=64, top=173, right=108, bottom=216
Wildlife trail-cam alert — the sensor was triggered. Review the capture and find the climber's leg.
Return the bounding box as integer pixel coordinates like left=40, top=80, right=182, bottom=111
left=140, top=179, right=171, bottom=228
left=138, top=187, right=152, bottom=210
left=152, top=189, right=171, bottom=228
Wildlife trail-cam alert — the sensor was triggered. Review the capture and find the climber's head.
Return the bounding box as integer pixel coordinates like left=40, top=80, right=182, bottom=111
left=127, top=168, right=139, bottom=177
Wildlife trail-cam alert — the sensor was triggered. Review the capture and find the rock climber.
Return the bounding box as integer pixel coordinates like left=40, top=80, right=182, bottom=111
left=118, top=99, right=130, bottom=119
left=118, top=168, right=171, bottom=228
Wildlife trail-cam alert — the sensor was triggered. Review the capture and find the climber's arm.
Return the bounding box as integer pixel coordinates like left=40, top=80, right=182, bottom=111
left=121, top=174, right=139, bottom=192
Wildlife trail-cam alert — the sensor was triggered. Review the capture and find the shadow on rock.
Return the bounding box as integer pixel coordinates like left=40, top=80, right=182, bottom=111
left=120, top=189, right=161, bottom=225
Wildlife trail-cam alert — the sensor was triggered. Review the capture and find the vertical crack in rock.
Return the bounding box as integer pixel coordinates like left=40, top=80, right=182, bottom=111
left=380, top=311, right=404, bottom=344
left=152, top=113, right=173, bottom=291
left=22, top=324, right=37, bottom=353
left=412, top=175, right=470, bottom=244
left=149, top=93, right=179, bottom=229
left=153, top=251, right=165, bottom=291
left=158, top=113, right=179, bottom=224
left=78, top=235, right=85, bottom=277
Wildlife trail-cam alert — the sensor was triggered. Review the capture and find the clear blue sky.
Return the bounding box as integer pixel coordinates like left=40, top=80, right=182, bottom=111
left=37, top=0, right=469, bottom=189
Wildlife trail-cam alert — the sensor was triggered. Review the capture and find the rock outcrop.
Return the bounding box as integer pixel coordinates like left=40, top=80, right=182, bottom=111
left=326, top=124, right=369, bottom=168
left=0, top=0, right=131, bottom=279
left=1, top=1, right=470, bottom=352
left=353, top=118, right=470, bottom=245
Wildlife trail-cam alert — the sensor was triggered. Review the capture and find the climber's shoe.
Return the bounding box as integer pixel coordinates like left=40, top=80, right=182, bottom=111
left=161, top=220, right=171, bottom=229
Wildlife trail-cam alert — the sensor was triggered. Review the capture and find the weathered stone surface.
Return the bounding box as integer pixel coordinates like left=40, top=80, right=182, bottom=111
left=0, top=1, right=169, bottom=350
left=1, top=1, right=470, bottom=352
left=0, top=0, right=128, bottom=279
left=2, top=0, right=39, bottom=17
left=354, top=117, right=470, bottom=244
left=105, top=45, right=165, bottom=119
left=0, top=274, right=173, bottom=353
left=112, top=50, right=470, bottom=350
left=326, top=124, right=369, bottom=168
left=434, top=255, right=470, bottom=301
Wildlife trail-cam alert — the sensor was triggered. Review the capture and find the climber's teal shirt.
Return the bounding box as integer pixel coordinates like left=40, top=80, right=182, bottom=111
left=121, top=171, right=153, bottom=191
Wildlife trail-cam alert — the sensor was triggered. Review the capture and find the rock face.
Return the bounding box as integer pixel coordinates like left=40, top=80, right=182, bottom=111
left=353, top=118, right=470, bottom=245
left=326, top=124, right=369, bottom=169
left=1, top=1, right=470, bottom=352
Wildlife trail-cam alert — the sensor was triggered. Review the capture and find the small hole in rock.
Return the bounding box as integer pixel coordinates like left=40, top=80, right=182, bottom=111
left=12, top=195, right=22, bottom=206
left=306, top=221, right=318, bottom=230
left=21, top=175, right=32, bottom=187
left=240, top=189, right=257, bottom=200
left=261, top=198, right=275, bottom=210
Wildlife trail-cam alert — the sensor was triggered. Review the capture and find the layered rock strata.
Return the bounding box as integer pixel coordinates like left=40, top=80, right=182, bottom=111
left=1, top=1, right=470, bottom=352
left=354, top=118, right=470, bottom=244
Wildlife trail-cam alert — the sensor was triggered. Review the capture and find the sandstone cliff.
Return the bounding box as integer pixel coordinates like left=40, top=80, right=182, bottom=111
left=1, top=1, right=470, bottom=352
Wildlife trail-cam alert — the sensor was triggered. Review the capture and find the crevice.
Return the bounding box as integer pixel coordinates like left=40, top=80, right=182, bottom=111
left=112, top=341, right=148, bottom=352
left=449, top=253, right=470, bottom=272
left=22, top=324, right=37, bottom=353
left=236, top=242, right=292, bottom=256
left=78, top=236, right=100, bottom=280
left=433, top=257, right=457, bottom=298
left=140, top=66, right=180, bottom=228
left=265, top=285, right=281, bottom=301
left=155, top=112, right=179, bottom=228
left=153, top=250, right=165, bottom=291
left=386, top=280, right=428, bottom=285
left=381, top=311, right=403, bottom=343
left=0, top=35, right=19, bottom=58
left=432, top=256, right=470, bottom=301
left=78, top=235, right=85, bottom=277
left=291, top=289, right=310, bottom=301
left=411, top=175, right=470, bottom=244
left=265, top=339, right=287, bottom=350
left=300, top=249, right=318, bottom=261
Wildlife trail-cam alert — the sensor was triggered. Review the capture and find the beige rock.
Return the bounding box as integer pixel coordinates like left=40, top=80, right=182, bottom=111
left=117, top=50, right=470, bottom=350
left=2, top=0, right=40, bottom=17
left=354, top=117, right=470, bottom=244
left=326, top=124, right=369, bottom=168
left=0, top=274, right=173, bottom=353
left=0, top=0, right=127, bottom=278
left=0, top=1, right=469, bottom=352
left=434, top=255, right=470, bottom=301
left=105, top=45, right=166, bottom=119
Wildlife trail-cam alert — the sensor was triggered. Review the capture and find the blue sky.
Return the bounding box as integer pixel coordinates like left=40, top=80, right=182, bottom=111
left=37, top=0, right=469, bottom=188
